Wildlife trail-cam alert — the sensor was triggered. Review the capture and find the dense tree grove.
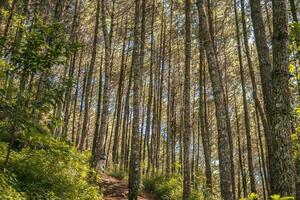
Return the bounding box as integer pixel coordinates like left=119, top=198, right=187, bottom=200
left=0, top=0, right=300, bottom=199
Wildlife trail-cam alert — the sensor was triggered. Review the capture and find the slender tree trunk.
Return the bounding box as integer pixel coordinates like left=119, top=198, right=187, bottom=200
left=112, top=19, right=128, bottom=164
left=128, top=0, right=141, bottom=198
left=79, top=0, right=100, bottom=151
left=197, top=1, right=234, bottom=199
left=233, top=0, right=256, bottom=193
left=106, top=107, right=117, bottom=165
left=155, top=6, right=166, bottom=172
left=121, top=58, right=133, bottom=170
left=71, top=49, right=83, bottom=143
left=76, top=65, right=88, bottom=147
left=166, top=0, right=173, bottom=177
left=62, top=0, right=80, bottom=139
left=183, top=0, right=191, bottom=198
left=92, top=51, right=103, bottom=155
left=240, top=2, right=271, bottom=192
left=234, top=93, right=247, bottom=198
left=138, top=0, right=146, bottom=172
left=92, top=0, right=114, bottom=168
left=249, top=0, right=272, bottom=154
left=145, top=0, right=155, bottom=176
left=255, top=106, right=270, bottom=195
left=254, top=111, right=267, bottom=200
left=198, top=33, right=212, bottom=191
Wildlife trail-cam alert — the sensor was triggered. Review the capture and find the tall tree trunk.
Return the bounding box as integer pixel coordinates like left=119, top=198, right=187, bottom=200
left=233, top=0, right=256, bottom=193
left=92, top=51, right=103, bottom=155
left=121, top=57, right=133, bottom=170
left=249, top=0, right=272, bottom=154
left=183, top=0, right=192, bottom=198
left=92, top=0, right=114, bottom=168
left=138, top=0, right=146, bottom=172
left=198, top=33, right=212, bottom=191
left=128, top=0, right=141, bottom=198
left=155, top=5, right=166, bottom=172
left=240, top=2, right=271, bottom=192
left=62, top=0, right=80, bottom=139
left=270, top=0, right=296, bottom=195
left=197, top=1, right=234, bottom=199
left=112, top=19, right=128, bottom=164
left=254, top=109, right=267, bottom=200
left=166, top=0, right=173, bottom=177
left=234, top=93, right=247, bottom=198
left=71, top=49, right=84, bottom=143
left=76, top=65, right=88, bottom=147
left=145, top=0, right=155, bottom=176
left=79, top=0, right=100, bottom=151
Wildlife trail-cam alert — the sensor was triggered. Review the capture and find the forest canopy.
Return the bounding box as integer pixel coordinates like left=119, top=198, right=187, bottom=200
left=0, top=0, right=299, bottom=200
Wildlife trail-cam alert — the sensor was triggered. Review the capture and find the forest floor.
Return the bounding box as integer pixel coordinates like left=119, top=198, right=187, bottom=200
left=101, top=174, right=155, bottom=200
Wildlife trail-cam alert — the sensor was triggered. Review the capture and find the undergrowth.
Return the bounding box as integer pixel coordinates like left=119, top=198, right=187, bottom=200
left=0, top=134, right=102, bottom=200
left=143, top=174, right=204, bottom=200
left=107, top=166, right=127, bottom=180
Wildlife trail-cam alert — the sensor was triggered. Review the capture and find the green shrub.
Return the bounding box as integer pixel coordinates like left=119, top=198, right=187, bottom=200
left=107, top=167, right=127, bottom=180
left=143, top=174, right=203, bottom=200
left=270, top=195, right=294, bottom=200
left=0, top=171, right=25, bottom=199
left=240, top=193, right=295, bottom=200
left=0, top=137, right=102, bottom=200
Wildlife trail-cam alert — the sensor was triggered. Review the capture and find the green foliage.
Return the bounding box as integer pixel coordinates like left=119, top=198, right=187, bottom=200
left=0, top=136, right=102, bottom=200
left=292, top=107, right=300, bottom=191
left=289, top=22, right=300, bottom=97
left=240, top=193, right=294, bottom=200
left=0, top=170, right=25, bottom=199
left=7, top=19, right=73, bottom=74
left=270, top=194, right=295, bottom=200
left=239, top=193, right=258, bottom=200
left=107, top=166, right=127, bottom=180
left=0, top=16, right=79, bottom=158
left=143, top=174, right=204, bottom=200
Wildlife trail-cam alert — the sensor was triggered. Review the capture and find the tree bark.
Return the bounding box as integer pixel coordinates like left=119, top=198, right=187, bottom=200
left=233, top=0, right=256, bottom=193
left=234, top=93, right=247, bottom=198
left=183, top=0, right=191, bottom=198
left=112, top=19, right=128, bottom=164
left=249, top=0, right=272, bottom=152
left=128, top=0, right=141, bottom=198
left=145, top=0, right=155, bottom=176
left=197, top=1, right=234, bottom=199
left=79, top=0, right=100, bottom=151
left=198, top=33, right=212, bottom=192
left=92, top=0, right=114, bottom=168
left=270, top=0, right=296, bottom=195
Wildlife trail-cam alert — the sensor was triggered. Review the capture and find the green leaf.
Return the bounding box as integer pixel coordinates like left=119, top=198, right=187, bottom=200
left=249, top=193, right=258, bottom=200
left=271, top=194, right=281, bottom=200
left=280, top=197, right=295, bottom=200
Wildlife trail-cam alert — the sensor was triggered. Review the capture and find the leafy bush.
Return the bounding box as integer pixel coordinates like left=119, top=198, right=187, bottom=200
left=0, top=171, right=25, bottom=199
left=143, top=174, right=203, bottom=200
left=270, top=195, right=294, bottom=200
left=239, top=193, right=259, bottom=200
left=107, top=166, right=127, bottom=180
left=240, top=193, right=295, bottom=200
left=0, top=137, right=102, bottom=200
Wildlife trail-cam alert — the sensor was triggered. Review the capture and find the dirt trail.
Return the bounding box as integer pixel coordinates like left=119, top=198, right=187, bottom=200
left=101, top=174, right=155, bottom=200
